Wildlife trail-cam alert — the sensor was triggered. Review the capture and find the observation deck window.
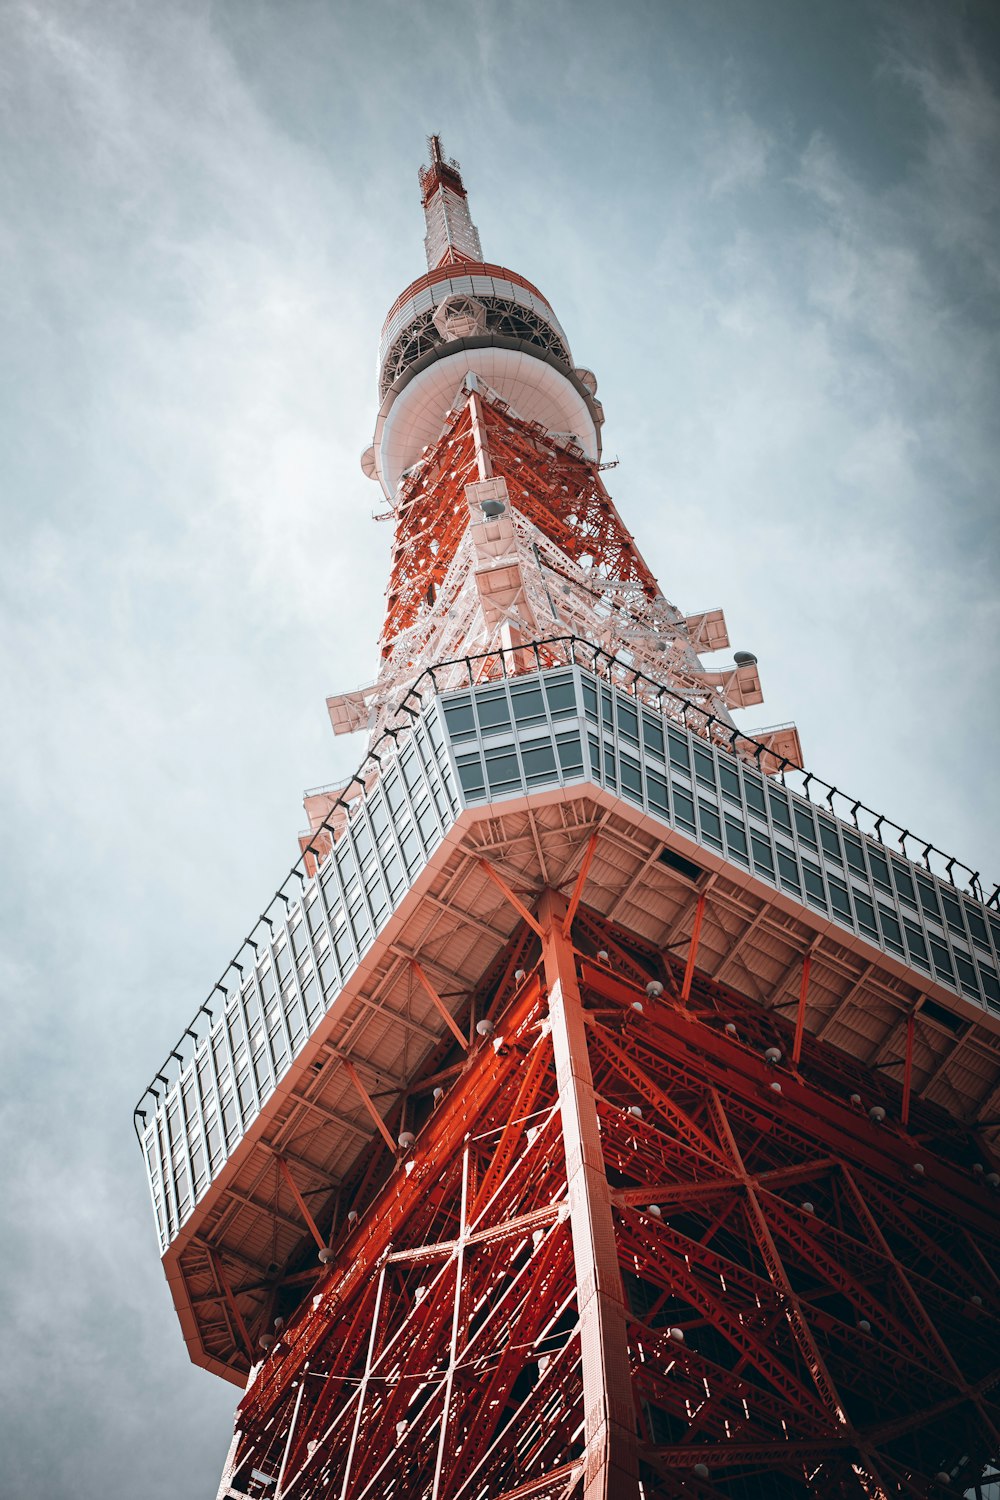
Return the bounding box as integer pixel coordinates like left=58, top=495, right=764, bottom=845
left=699, top=801, right=723, bottom=851
left=743, top=772, right=767, bottom=819
left=476, top=688, right=511, bottom=736
left=647, top=770, right=669, bottom=817
left=917, top=875, right=942, bottom=923
left=867, top=847, right=892, bottom=895
left=853, top=893, right=879, bottom=941
left=751, top=833, right=775, bottom=880
left=442, top=700, right=475, bottom=740
left=903, top=921, right=930, bottom=971
left=672, top=784, right=696, bottom=834
left=768, top=788, right=793, bottom=837
left=668, top=728, right=690, bottom=773
left=544, top=675, right=577, bottom=720
left=642, top=714, right=665, bottom=760
left=620, top=751, right=642, bottom=802
left=877, top=904, right=905, bottom=956
left=694, top=745, right=716, bottom=790
left=777, top=848, right=801, bottom=897
left=941, top=891, right=969, bottom=943
left=794, top=805, right=818, bottom=850
left=555, top=732, right=584, bottom=778
left=720, top=763, right=741, bottom=806
left=725, top=818, right=750, bottom=867
left=522, top=739, right=557, bottom=786
left=511, top=682, right=546, bottom=726
left=828, top=873, right=852, bottom=923
left=966, top=906, right=990, bottom=950
left=891, top=860, right=917, bottom=908
left=485, top=747, right=521, bottom=794
left=802, top=857, right=826, bottom=908
left=819, top=819, right=842, bottom=863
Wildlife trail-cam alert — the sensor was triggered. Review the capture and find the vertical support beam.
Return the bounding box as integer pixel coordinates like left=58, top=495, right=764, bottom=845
left=466, top=381, right=494, bottom=481
left=792, top=950, right=813, bottom=1067
left=538, top=890, right=639, bottom=1500
left=430, top=1139, right=471, bottom=1500
left=901, top=1011, right=916, bottom=1127
left=680, top=892, right=707, bottom=1003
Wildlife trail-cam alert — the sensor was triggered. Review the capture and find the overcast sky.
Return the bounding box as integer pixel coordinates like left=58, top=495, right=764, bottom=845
left=1, top=2, right=998, bottom=1495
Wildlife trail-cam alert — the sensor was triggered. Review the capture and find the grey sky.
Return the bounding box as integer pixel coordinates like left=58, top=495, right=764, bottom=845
left=1, top=2, right=998, bottom=1495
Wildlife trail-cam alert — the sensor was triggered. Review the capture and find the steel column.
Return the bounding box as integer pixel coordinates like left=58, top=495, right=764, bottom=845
left=538, top=889, right=639, bottom=1499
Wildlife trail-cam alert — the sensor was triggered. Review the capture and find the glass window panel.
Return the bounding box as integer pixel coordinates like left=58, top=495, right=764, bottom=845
left=955, top=952, right=979, bottom=997
left=828, top=874, right=852, bottom=922
left=642, top=715, right=664, bottom=760
left=511, top=683, right=546, bottom=725
left=929, top=938, right=954, bottom=980
left=582, top=680, right=598, bottom=722
left=877, top=905, right=904, bottom=953
left=819, top=820, right=842, bottom=862
left=456, top=754, right=486, bottom=797
left=751, top=834, right=775, bottom=878
left=485, top=748, right=521, bottom=793
left=887, top=861, right=915, bottom=907
left=743, top=774, right=767, bottom=818
left=620, top=752, right=642, bottom=801
left=618, top=703, right=639, bottom=744
left=668, top=728, right=690, bottom=772
left=777, top=849, right=800, bottom=894
left=802, top=859, right=826, bottom=906
left=673, top=785, right=695, bottom=833
left=476, top=689, right=511, bottom=735
left=544, top=676, right=576, bottom=719
left=917, top=877, right=942, bottom=922
left=647, top=771, right=668, bottom=815
left=965, top=906, right=989, bottom=950
left=443, top=699, right=476, bottom=742
left=719, top=763, right=741, bottom=805
left=867, top=848, right=892, bottom=892
left=768, top=788, right=793, bottom=835
left=843, top=832, right=867, bottom=878
left=904, top=922, right=929, bottom=969
left=854, top=893, right=878, bottom=937
left=699, top=801, right=723, bottom=850
left=693, top=746, right=715, bottom=789
left=725, top=818, right=749, bottom=865
left=941, top=892, right=968, bottom=941
left=556, top=732, right=584, bottom=778
left=794, top=805, right=818, bottom=848
left=979, top=965, right=1000, bottom=1005
left=522, top=740, right=557, bottom=786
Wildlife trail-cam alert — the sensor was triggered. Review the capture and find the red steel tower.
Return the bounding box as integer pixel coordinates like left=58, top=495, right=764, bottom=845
left=137, top=140, right=1000, bottom=1499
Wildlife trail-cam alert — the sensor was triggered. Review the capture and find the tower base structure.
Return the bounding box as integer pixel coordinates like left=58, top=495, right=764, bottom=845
left=216, top=883, right=1000, bottom=1499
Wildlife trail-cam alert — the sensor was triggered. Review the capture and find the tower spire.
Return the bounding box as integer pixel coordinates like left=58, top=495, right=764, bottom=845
left=418, top=134, right=483, bottom=269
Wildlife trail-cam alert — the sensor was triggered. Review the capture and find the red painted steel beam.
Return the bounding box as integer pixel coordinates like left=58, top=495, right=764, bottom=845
left=539, top=889, right=639, bottom=1499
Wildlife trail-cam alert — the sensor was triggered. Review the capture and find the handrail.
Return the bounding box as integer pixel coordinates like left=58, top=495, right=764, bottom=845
left=133, top=635, right=999, bottom=1141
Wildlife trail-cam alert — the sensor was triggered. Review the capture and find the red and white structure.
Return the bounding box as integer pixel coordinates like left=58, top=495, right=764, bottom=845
left=137, top=141, right=1000, bottom=1499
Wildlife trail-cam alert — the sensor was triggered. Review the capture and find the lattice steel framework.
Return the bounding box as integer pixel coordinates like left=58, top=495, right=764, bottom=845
left=217, top=897, right=1000, bottom=1499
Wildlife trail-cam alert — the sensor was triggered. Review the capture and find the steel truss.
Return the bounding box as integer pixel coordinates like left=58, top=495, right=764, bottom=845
left=218, top=889, right=1000, bottom=1499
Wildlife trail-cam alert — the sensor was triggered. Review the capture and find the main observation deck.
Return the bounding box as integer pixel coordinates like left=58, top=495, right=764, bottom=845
left=137, top=648, right=1000, bottom=1378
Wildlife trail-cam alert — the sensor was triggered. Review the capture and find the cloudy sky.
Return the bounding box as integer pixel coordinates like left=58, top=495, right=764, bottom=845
left=1, top=1, right=998, bottom=1494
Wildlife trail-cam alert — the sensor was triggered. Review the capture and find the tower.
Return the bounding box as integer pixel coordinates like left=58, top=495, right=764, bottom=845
left=136, top=140, right=1000, bottom=1498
